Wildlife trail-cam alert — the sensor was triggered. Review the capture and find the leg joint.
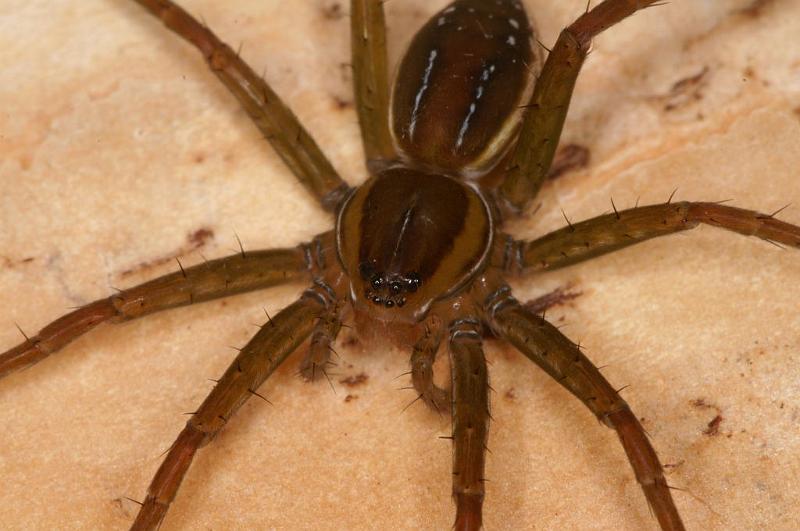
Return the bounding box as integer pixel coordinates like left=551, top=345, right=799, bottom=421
left=302, top=279, right=339, bottom=310
left=482, top=285, right=518, bottom=324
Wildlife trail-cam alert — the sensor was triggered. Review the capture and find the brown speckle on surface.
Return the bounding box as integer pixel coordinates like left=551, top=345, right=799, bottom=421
left=339, top=373, right=368, bottom=387
left=547, top=144, right=590, bottom=181
left=504, top=388, right=516, bottom=401
left=670, top=66, right=709, bottom=94
left=331, top=95, right=353, bottom=110
left=736, top=0, right=776, bottom=18
left=341, top=334, right=359, bottom=348
left=119, top=227, right=215, bottom=278
left=188, top=228, right=215, bottom=248
left=344, top=394, right=358, bottom=403
left=321, top=2, right=344, bottom=20
left=662, top=66, right=709, bottom=111
left=1, top=256, right=36, bottom=269
left=691, top=398, right=725, bottom=436
left=110, top=497, right=134, bottom=518
left=704, top=414, right=723, bottom=436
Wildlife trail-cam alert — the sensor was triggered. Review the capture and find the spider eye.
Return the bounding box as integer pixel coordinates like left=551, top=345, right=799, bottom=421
left=389, top=281, right=402, bottom=294
left=371, top=277, right=383, bottom=290
left=405, top=273, right=420, bottom=292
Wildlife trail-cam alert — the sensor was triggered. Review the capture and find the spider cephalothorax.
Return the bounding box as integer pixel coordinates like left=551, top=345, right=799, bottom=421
left=338, top=168, right=494, bottom=322
left=1, top=1, right=799, bottom=530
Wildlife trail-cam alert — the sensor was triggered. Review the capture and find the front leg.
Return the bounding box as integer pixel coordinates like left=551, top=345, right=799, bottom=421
left=132, top=0, right=350, bottom=210
left=505, top=202, right=800, bottom=274
left=351, top=0, right=396, bottom=170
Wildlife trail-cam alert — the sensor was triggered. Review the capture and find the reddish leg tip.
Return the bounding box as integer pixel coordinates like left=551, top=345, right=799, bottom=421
left=454, top=493, right=483, bottom=531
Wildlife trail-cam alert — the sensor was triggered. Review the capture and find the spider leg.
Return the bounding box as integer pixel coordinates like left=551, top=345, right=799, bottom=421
left=504, top=202, right=800, bottom=274
left=484, top=287, right=684, bottom=531
left=131, top=0, right=351, bottom=211
left=0, top=240, right=319, bottom=379
left=449, top=319, right=490, bottom=531
left=411, top=315, right=449, bottom=412
left=351, top=0, right=396, bottom=171
left=130, top=290, right=328, bottom=530
left=496, top=0, right=662, bottom=214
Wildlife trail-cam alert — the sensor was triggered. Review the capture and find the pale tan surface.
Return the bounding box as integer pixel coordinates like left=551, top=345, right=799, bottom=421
left=1, top=1, right=799, bottom=530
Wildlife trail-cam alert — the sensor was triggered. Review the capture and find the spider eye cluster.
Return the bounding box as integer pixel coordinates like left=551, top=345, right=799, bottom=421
left=359, top=262, right=420, bottom=308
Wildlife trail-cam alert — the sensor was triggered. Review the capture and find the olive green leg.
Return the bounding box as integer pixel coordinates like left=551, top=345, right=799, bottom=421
left=351, top=0, right=396, bottom=171
left=507, top=201, right=800, bottom=273
left=130, top=291, right=327, bottom=530
left=0, top=243, right=316, bottom=379
left=132, top=0, right=350, bottom=211
left=497, top=0, right=662, bottom=213
left=449, top=319, right=490, bottom=531
left=485, top=288, right=684, bottom=531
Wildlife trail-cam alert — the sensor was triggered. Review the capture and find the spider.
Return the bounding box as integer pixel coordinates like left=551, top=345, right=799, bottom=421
left=1, top=0, right=799, bottom=529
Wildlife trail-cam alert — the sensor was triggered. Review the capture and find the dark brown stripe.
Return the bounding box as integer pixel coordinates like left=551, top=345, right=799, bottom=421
left=357, top=169, right=469, bottom=281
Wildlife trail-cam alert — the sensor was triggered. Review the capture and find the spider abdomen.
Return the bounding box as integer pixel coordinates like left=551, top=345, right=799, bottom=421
left=336, top=167, right=494, bottom=322
left=390, top=0, right=541, bottom=176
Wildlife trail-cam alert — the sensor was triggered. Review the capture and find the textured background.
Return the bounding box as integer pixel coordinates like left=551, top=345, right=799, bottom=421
left=1, top=0, right=799, bottom=529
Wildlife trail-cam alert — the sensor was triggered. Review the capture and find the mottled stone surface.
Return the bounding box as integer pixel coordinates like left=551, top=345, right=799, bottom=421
left=1, top=1, right=799, bottom=529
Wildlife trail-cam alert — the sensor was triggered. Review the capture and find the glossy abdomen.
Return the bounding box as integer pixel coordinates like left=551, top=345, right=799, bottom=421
left=391, top=0, right=540, bottom=176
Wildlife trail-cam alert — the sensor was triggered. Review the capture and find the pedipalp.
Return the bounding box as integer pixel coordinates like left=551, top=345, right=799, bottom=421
left=299, top=298, right=344, bottom=383
left=411, top=315, right=448, bottom=413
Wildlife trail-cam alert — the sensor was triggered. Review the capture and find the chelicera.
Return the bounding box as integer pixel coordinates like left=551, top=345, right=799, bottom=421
left=2, top=0, right=799, bottom=529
